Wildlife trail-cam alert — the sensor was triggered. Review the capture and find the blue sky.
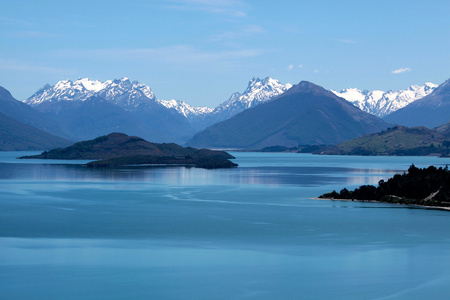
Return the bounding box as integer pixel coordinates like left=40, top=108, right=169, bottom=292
left=1, top=0, right=449, bottom=107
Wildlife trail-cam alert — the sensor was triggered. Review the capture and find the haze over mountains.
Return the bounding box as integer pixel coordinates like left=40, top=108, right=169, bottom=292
left=0, top=75, right=448, bottom=151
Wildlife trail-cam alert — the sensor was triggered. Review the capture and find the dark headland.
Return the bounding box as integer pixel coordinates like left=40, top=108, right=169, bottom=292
left=19, top=132, right=237, bottom=169
left=318, top=164, right=450, bottom=210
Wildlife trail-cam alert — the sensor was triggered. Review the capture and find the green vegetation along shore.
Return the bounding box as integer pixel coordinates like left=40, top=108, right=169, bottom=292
left=319, top=164, right=450, bottom=209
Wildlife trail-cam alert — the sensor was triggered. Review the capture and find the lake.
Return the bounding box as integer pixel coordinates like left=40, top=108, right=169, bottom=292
left=1, top=151, right=449, bottom=299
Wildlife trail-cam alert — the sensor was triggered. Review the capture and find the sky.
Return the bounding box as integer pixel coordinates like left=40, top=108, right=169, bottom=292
left=1, top=0, right=449, bottom=107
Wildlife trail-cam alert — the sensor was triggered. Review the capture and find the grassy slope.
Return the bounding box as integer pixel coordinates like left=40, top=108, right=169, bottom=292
left=332, top=126, right=448, bottom=155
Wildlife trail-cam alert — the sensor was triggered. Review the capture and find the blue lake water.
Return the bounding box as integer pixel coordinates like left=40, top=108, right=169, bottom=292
left=1, top=151, right=450, bottom=299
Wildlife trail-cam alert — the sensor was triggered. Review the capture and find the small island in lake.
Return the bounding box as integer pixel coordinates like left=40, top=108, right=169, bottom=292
left=19, top=132, right=238, bottom=169
left=319, top=164, right=450, bottom=209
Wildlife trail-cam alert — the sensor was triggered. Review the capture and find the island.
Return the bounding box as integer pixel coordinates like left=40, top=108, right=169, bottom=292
left=19, top=132, right=238, bottom=169
left=319, top=164, right=450, bottom=209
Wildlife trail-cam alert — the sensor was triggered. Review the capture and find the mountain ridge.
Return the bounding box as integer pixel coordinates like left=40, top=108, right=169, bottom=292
left=332, top=82, right=437, bottom=117
left=25, top=77, right=438, bottom=132
left=0, top=86, right=73, bottom=151
left=383, top=78, right=450, bottom=128
left=317, top=125, right=450, bottom=156
left=186, top=80, right=392, bottom=149
left=25, top=78, right=194, bottom=143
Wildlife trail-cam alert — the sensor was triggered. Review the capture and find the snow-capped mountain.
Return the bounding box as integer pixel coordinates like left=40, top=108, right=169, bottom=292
left=159, top=76, right=292, bottom=124
left=24, top=78, right=194, bottom=143
left=26, top=77, right=157, bottom=111
left=332, top=83, right=437, bottom=117
left=211, top=76, right=293, bottom=120
left=158, top=99, right=213, bottom=119
left=176, top=76, right=292, bottom=131
left=384, top=78, right=450, bottom=128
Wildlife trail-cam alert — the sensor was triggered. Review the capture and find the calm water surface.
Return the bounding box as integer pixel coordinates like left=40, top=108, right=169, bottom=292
left=1, top=152, right=449, bottom=299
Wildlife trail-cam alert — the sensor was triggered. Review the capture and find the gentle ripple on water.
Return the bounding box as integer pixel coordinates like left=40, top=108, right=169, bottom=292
left=1, top=152, right=450, bottom=299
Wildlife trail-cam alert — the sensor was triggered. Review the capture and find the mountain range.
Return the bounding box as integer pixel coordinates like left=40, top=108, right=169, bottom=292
left=25, top=78, right=194, bottom=143
left=158, top=76, right=292, bottom=131
left=332, top=82, right=437, bottom=117
left=0, top=75, right=448, bottom=151
left=186, top=81, right=392, bottom=149
left=384, top=79, right=450, bottom=128
left=23, top=76, right=439, bottom=135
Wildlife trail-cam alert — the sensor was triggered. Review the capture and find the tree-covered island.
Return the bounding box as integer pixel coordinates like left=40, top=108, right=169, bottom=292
left=319, top=164, right=450, bottom=209
left=19, top=132, right=238, bottom=169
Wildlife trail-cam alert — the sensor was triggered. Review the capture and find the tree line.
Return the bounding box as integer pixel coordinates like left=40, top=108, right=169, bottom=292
left=320, top=164, right=450, bottom=207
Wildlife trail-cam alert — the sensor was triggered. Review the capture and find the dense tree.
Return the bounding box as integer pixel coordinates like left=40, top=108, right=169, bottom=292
left=319, top=165, right=450, bottom=207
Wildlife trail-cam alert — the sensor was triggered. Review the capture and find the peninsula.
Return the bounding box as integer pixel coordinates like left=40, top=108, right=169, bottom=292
left=19, top=132, right=237, bottom=169
left=319, top=164, right=450, bottom=209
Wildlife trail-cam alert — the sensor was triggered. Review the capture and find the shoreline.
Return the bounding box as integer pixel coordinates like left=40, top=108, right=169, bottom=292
left=312, top=197, right=450, bottom=211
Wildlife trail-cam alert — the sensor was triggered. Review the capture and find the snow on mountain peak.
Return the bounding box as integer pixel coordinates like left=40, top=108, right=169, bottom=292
left=25, top=78, right=157, bottom=111
left=240, top=76, right=292, bottom=106
left=332, top=83, right=437, bottom=117
left=210, top=76, right=292, bottom=119
left=77, top=78, right=105, bottom=92
left=158, top=99, right=213, bottom=118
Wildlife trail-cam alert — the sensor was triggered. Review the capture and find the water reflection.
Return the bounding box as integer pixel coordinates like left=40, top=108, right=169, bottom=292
left=2, top=152, right=449, bottom=188
left=2, top=152, right=450, bottom=299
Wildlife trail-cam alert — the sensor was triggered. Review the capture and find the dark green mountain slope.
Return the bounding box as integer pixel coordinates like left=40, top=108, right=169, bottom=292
left=384, top=78, right=450, bottom=128
left=186, top=81, right=391, bottom=149
left=0, top=111, right=72, bottom=151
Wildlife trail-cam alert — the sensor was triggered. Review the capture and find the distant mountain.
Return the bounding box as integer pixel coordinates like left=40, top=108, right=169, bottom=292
left=332, top=82, right=437, bottom=117
left=186, top=81, right=391, bottom=149
left=209, top=77, right=292, bottom=122
left=0, top=110, right=72, bottom=151
left=158, top=99, right=213, bottom=121
left=21, top=132, right=237, bottom=169
left=319, top=125, right=449, bottom=156
left=436, top=121, right=450, bottom=136
left=25, top=78, right=194, bottom=143
left=159, top=77, right=292, bottom=131
left=33, top=96, right=165, bottom=142
left=0, top=86, right=68, bottom=138
left=26, top=77, right=157, bottom=111
left=383, top=78, right=450, bottom=128
left=159, top=77, right=434, bottom=130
